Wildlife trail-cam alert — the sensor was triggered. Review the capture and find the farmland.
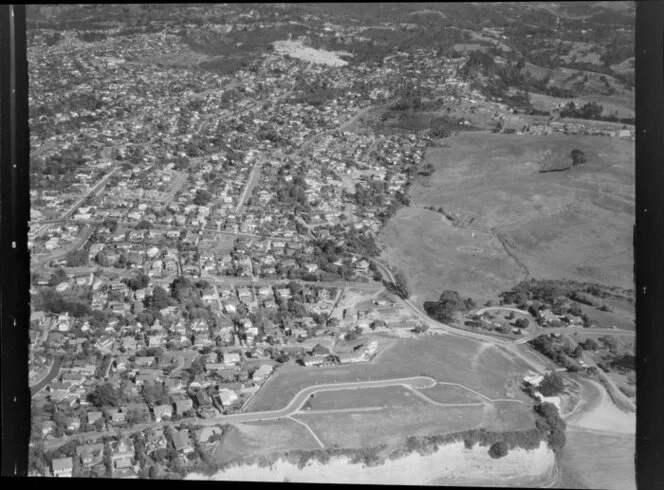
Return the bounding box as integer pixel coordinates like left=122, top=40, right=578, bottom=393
left=247, top=336, right=534, bottom=413
left=379, top=131, right=634, bottom=306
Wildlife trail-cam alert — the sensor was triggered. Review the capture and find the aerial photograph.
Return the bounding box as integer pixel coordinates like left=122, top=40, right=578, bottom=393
left=26, top=3, right=635, bottom=488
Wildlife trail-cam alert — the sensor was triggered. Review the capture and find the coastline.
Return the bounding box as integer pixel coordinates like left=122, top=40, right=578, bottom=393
left=186, top=440, right=555, bottom=485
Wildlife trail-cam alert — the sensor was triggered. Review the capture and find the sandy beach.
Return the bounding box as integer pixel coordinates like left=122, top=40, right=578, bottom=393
left=186, top=440, right=555, bottom=486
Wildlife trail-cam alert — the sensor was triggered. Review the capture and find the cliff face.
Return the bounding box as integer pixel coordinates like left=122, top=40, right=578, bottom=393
left=185, top=440, right=556, bottom=485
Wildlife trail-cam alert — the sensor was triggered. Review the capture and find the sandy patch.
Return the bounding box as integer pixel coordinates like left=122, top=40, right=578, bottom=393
left=568, top=380, right=635, bottom=434
left=187, top=440, right=554, bottom=485
left=272, top=40, right=350, bottom=67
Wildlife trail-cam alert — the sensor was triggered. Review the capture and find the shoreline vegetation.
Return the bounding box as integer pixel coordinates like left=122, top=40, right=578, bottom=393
left=184, top=406, right=564, bottom=482
left=186, top=439, right=555, bottom=485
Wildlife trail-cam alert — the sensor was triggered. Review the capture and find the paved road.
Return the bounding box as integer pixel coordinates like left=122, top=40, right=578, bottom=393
left=519, top=326, right=635, bottom=343
left=475, top=306, right=529, bottom=316
left=235, top=157, right=263, bottom=213
left=42, top=376, right=436, bottom=450
left=61, top=168, right=121, bottom=222
left=34, top=224, right=94, bottom=269
left=30, top=357, right=62, bottom=396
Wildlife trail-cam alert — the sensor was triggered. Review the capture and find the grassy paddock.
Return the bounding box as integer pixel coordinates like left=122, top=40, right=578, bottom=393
left=249, top=336, right=533, bottom=412
left=295, top=403, right=487, bottom=449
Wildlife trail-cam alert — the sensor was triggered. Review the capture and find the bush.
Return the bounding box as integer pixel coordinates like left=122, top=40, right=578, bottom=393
left=538, top=372, right=565, bottom=396
left=488, top=441, right=509, bottom=459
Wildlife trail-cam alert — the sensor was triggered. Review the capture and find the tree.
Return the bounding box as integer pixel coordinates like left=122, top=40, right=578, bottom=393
left=145, top=286, right=171, bottom=310
left=514, top=318, right=529, bottom=329
left=193, top=189, right=212, bottom=206
left=571, top=149, right=586, bottom=166
left=392, top=271, right=410, bottom=299
left=538, top=372, right=565, bottom=397
left=423, top=290, right=468, bottom=323
left=87, top=383, right=121, bottom=408
left=66, top=249, right=88, bottom=267
left=135, top=220, right=152, bottom=230
left=141, top=382, right=170, bottom=406
left=48, top=268, right=68, bottom=286
left=95, top=252, right=111, bottom=267
left=488, top=441, right=509, bottom=458
left=581, top=338, right=599, bottom=351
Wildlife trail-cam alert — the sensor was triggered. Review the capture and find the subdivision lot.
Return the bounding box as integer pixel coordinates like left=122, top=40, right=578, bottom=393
left=213, top=419, right=322, bottom=465
left=247, top=336, right=533, bottom=413
left=306, top=385, right=431, bottom=411
left=379, top=131, right=634, bottom=304
left=294, top=402, right=487, bottom=450
left=419, top=383, right=487, bottom=404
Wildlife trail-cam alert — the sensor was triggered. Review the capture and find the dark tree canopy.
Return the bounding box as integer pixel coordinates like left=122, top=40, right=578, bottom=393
left=488, top=441, right=509, bottom=459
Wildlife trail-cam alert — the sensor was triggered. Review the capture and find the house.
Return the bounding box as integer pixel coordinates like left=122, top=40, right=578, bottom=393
left=76, top=443, right=104, bottom=466
left=303, top=354, right=329, bottom=367
left=66, top=417, right=81, bottom=432
left=223, top=352, right=241, bottom=366
left=172, top=429, right=194, bottom=454
left=217, top=389, right=239, bottom=407
left=252, top=364, right=273, bottom=382
left=164, top=377, right=184, bottom=393
left=174, top=398, right=194, bottom=414
left=111, top=438, right=135, bottom=471
left=193, top=426, right=223, bottom=445
left=41, top=420, right=56, bottom=437
left=153, top=404, right=173, bottom=422
left=106, top=407, right=126, bottom=424
left=87, top=411, right=104, bottom=425
left=52, top=457, right=74, bottom=477
left=523, top=373, right=544, bottom=387
left=534, top=392, right=562, bottom=411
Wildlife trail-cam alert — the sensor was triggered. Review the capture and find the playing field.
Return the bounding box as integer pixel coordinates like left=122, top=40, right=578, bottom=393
left=247, top=336, right=533, bottom=412
left=379, top=131, right=634, bottom=305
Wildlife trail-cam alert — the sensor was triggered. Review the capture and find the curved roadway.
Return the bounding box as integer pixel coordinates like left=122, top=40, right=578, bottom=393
left=42, top=376, right=435, bottom=450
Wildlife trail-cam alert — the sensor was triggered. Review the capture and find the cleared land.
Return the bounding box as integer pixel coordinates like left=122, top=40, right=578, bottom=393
left=248, top=336, right=533, bottom=413
left=272, top=40, right=350, bottom=67
left=295, top=402, right=488, bottom=450
left=213, top=418, right=322, bottom=465
left=528, top=91, right=634, bottom=119
left=379, top=207, right=524, bottom=306
left=380, top=131, right=634, bottom=306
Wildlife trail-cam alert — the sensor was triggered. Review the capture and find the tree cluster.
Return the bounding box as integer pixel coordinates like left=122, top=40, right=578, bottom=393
left=424, top=290, right=475, bottom=323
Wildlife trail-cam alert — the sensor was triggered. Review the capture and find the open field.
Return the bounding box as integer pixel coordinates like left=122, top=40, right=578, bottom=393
left=212, top=419, right=322, bottom=465
left=574, top=299, right=635, bottom=330
left=528, top=91, right=634, bottom=119
left=380, top=131, right=634, bottom=305
left=295, top=402, right=488, bottom=449
left=305, top=385, right=411, bottom=411
left=248, top=336, right=534, bottom=413
left=379, top=207, right=524, bottom=306
left=418, top=383, right=486, bottom=404
left=522, top=62, right=634, bottom=107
